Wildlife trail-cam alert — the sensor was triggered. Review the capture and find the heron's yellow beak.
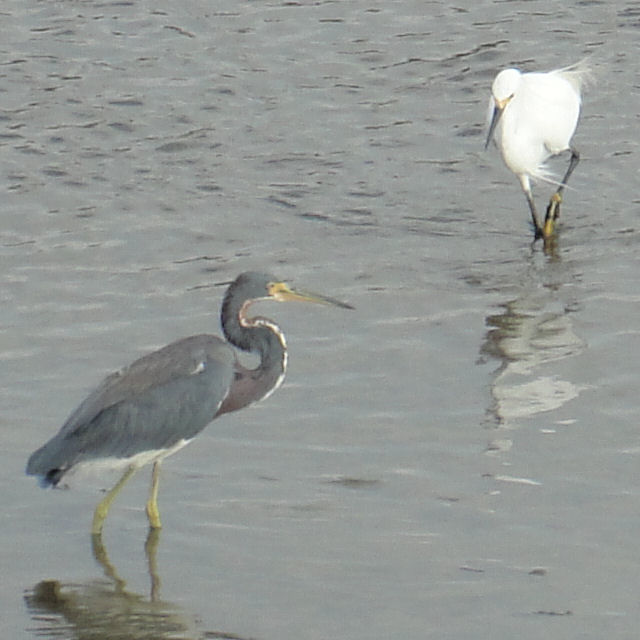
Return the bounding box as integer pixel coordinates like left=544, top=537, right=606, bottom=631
left=268, top=281, right=354, bottom=309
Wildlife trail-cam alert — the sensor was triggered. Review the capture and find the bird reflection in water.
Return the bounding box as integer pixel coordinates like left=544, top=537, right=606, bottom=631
left=90, top=528, right=162, bottom=600
left=480, top=284, right=585, bottom=458
left=25, top=530, right=251, bottom=640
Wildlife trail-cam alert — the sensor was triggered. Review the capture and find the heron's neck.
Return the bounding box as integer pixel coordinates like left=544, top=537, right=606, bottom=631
left=247, top=320, right=287, bottom=376
left=221, top=304, right=287, bottom=379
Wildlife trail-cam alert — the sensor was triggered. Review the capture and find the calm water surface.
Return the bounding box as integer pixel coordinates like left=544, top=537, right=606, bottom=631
left=2, top=1, right=638, bottom=639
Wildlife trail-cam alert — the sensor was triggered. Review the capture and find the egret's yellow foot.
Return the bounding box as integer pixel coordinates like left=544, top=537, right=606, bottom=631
left=543, top=216, right=555, bottom=238
left=543, top=192, right=563, bottom=238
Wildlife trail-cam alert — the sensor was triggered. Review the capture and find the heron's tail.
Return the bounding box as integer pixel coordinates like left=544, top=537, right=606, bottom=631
left=26, top=444, right=67, bottom=488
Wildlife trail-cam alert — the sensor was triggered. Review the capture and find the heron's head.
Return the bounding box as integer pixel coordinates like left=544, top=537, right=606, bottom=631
left=225, top=271, right=354, bottom=311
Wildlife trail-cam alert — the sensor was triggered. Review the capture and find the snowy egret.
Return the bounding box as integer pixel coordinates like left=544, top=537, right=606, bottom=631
left=485, top=61, right=590, bottom=238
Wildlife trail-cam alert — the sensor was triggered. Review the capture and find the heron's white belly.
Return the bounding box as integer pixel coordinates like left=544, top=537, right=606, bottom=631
left=63, top=439, right=192, bottom=485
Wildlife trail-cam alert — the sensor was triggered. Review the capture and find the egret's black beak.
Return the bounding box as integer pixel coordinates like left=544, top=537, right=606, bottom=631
left=484, top=103, right=503, bottom=150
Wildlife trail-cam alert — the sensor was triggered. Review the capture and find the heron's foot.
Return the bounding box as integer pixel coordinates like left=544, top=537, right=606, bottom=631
left=543, top=192, right=562, bottom=238
left=146, top=498, right=162, bottom=529
left=90, top=466, right=137, bottom=535
left=145, top=527, right=162, bottom=601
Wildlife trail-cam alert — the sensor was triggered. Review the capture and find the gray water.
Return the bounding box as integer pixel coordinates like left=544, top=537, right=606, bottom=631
left=2, top=1, right=638, bottom=639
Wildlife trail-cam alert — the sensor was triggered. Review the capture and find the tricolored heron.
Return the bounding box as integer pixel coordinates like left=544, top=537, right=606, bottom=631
left=485, top=61, right=590, bottom=239
left=27, top=271, right=353, bottom=534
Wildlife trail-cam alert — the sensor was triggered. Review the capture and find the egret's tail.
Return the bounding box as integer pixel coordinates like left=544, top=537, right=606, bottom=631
left=529, top=162, right=576, bottom=191
left=555, top=58, right=594, bottom=93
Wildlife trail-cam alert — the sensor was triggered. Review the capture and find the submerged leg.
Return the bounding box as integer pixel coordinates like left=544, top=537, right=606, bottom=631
left=146, top=461, right=162, bottom=530
left=544, top=149, right=580, bottom=237
left=145, top=527, right=162, bottom=601
left=92, top=466, right=138, bottom=535
left=519, top=174, right=543, bottom=238
left=525, top=191, right=544, bottom=238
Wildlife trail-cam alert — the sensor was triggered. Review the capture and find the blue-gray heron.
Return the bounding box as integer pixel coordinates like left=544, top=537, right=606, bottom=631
left=27, top=272, right=353, bottom=534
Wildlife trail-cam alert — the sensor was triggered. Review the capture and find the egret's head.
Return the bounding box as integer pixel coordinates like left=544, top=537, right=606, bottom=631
left=485, top=68, right=521, bottom=149
left=491, top=68, right=522, bottom=108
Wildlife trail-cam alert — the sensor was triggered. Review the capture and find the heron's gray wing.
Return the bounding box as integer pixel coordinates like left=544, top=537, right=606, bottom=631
left=26, top=335, right=235, bottom=479
left=61, top=335, right=233, bottom=434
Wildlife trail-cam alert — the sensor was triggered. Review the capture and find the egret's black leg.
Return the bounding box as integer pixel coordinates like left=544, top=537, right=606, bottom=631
left=523, top=189, right=544, bottom=239
left=146, top=461, right=162, bottom=529
left=544, top=148, right=580, bottom=237
left=92, top=466, right=137, bottom=535
left=517, top=173, right=544, bottom=238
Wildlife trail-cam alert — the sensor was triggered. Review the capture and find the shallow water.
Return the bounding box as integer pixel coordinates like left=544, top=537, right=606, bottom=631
left=2, top=1, right=639, bottom=639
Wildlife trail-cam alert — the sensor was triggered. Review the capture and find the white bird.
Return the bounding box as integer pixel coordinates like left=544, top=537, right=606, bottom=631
left=485, top=61, right=590, bottom=239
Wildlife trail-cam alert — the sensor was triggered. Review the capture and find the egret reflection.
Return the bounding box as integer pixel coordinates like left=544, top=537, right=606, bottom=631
left=480, top=283, right=586, bottom=453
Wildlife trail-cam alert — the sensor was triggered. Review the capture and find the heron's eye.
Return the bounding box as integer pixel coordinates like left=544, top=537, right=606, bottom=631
left=268, top=281, right=290, bottom=297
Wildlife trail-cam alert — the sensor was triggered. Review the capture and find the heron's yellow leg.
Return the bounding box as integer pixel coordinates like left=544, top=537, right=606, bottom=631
left=92, top=466, right=137, bottom=535
left=146, top=461, right=162, bottom=529
left=145, top=527, right=162, bottom=600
